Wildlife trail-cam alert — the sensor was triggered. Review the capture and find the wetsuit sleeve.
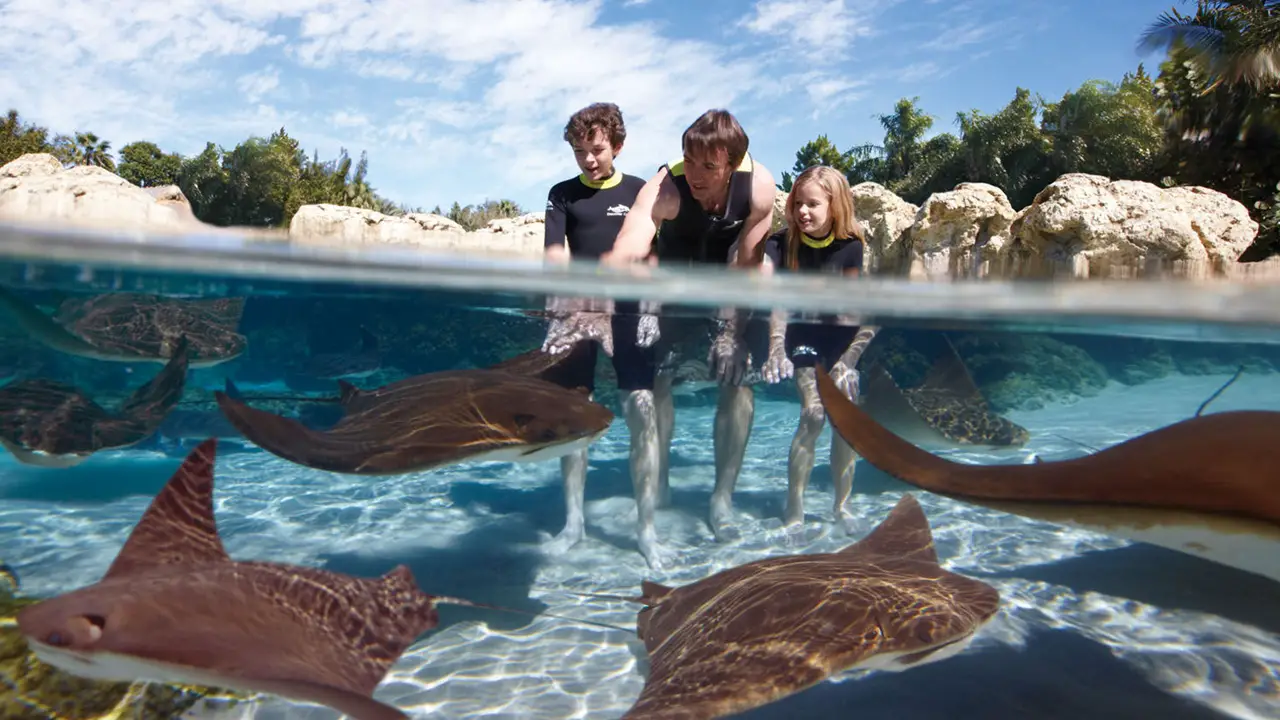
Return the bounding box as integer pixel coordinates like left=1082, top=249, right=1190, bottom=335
left=544, top=186, right=568, bottom=249
left=842, top=240, right=865, bottom=272
left=762, top=230, right=784, bottom=267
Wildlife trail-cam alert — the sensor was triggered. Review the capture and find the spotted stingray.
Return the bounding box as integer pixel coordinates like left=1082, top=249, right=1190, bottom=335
left=862, top=336, right=1029, bottom=450
left=13, top=438, right=617, bottom=720
left=611, top=494, right=1001, bottom=719
left=213, top=347, right=615, bottom=475
left=0, top=337, right=191, bottom=467
left=0, top=287, right=246, bottom=369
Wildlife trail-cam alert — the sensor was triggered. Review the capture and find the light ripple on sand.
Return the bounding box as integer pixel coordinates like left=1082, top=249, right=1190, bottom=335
left=0, top=371, right=1277, bottom=718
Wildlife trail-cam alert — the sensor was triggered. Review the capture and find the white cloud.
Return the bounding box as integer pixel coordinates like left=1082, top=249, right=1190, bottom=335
left=329, top=110, right=370, bottom=128
left=920, top=21, right=1000, bottom=52
left=897, top=61, right=946, bottom=83
left=0, top=0, right=958, bottom=209
left=741, top=0, right=884, bottom=63
left=236, top=67, right=280, bottom=102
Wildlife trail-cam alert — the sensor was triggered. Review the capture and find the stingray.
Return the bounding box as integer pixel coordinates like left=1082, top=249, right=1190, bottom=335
left=0, top=337, right=191, bottom=467
left=213, top=349, right=615, bottom=475
left=0, top=288, right=246, bottom=368
left=597, top=494, right=999, bottom=719
left=304, top=326, right=384, bottom=381
left=861, top=337, right=1029, bottom=451
left=1, top=558, right=245, bottom=720
left=815, top=364, right=1280, bottom=585
left=13, top=438, right=566, bottom=720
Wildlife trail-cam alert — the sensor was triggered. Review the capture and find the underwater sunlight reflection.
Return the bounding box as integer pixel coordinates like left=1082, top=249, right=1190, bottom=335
left=0, top=225, right=1277, bottom=720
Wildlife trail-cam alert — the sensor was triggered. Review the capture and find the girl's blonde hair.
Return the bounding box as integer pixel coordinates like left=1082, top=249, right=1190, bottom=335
left=785, top=165, right=862, bottom=271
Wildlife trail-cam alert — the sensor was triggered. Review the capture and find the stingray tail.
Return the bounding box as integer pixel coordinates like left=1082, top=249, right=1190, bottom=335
left=431, top=595, right=631, bottom=635
left=117, top=336, right=191, bottom=431
left=816, top=364, right=973, bottom=494
left=548, top=589, right=648, bottom=604
left=0, top=286, right=102, bottom=356
left=213, top=390, right=366, bottom=472
left=1195, top=365, right=1245, bottom=418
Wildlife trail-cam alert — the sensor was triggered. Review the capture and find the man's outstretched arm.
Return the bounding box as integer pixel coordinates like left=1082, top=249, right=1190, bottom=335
left=602, top=168, right=679, bottom=265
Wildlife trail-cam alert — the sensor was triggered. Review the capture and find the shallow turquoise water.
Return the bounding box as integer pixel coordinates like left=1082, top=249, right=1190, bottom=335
left=0, top=223, right=1277, bottom=720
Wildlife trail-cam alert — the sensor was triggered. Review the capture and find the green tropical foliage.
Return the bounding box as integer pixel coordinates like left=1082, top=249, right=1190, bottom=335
left=0, top=115, right=522, bottom=231
left=782, top=2, right=1280, bottom=256
left=1138, top=1, right=1280, bottom=90
left=116, top=141, right=183, bottom=187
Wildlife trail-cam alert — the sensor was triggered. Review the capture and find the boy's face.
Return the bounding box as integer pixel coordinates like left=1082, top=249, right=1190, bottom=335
left=572, top=127, right=620, bottom=182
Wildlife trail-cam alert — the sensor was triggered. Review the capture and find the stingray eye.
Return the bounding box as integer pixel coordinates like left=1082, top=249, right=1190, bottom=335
left=44, top=631, right=67, bottom=646
left=512, top=413, right=536, bottom=430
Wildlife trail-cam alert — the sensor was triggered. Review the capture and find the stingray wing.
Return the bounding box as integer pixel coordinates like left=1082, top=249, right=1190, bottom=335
left=0, top=379, right=112, bottom=453
left=486, top=347, right=584, bottom=390
left=93, top=336, right=192, bottom=449
left=182, top=563, right=438, bottom=699
left=215, top=374, right=524, bottom=474
left=625, top=558, right=890, bottom=719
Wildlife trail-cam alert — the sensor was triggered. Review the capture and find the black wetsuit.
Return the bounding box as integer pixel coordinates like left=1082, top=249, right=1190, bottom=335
left=654, top=154, right=756, bottom=265
left=762, top=228, right=865, bottom=368
left=543, top=170, right=652, bottom=392
left=646, top=154, right=771, bottom=375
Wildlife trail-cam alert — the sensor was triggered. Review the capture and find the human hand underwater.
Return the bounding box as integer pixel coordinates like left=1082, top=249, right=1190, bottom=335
left=828, top=361, right=861, bottom=401
left=708, top=326, right=750, bottom=386
left=542, top=312, right=615, bottom=356
left=762, top=340, right=793, bottom=384
left=635, top=299, right=663, bottom=349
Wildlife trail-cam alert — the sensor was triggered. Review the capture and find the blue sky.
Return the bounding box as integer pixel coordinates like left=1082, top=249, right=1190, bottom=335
left=0, top=0, right=1183, bottom=214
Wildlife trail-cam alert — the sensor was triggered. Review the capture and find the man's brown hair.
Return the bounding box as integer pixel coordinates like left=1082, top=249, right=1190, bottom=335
left=564, top=102, right=627, bottom=148
left=682, top=109, right=749, bottom=168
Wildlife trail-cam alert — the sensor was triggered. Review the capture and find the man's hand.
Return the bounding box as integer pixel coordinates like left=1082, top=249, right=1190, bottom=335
left=541, top=296, right=616, bottom=356
left=543, top=312, right=614, bottom=356
left=828, top=361, right=861, bottom=401
left=708, top=322, right=750, bottom=386
left=636, top=313, right=660, bottom=348
left=762, top=337, right=793, bottom=384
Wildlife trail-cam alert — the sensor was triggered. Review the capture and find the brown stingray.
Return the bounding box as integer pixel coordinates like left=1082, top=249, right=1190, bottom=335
left=212, top=352, right=614, bottom=474
left=0, top=337, right=191, bottom=467
left=0, top=287, right=245, bottom=368
left=861, top=337, right=1029, bottom=450
left=12, top=439, right=499, bottom=720
left=815, top=365, right=1280, bottom=584
left=618, top=494, right=1001, bottom=719
left=486, top=345, right=591, bottom=391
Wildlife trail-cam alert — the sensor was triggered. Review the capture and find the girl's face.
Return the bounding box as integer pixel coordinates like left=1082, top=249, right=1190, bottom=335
left=792, top=181, right=832, bottom=238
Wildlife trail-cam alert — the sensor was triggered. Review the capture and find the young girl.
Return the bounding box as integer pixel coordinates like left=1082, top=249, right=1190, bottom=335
left=760, top=164, right=878, bottom=533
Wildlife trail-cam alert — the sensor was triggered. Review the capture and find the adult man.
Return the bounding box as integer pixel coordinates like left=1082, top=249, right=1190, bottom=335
left=539, top=102, right=658, bottom=561
left=598, top=108, right=778, bottom=557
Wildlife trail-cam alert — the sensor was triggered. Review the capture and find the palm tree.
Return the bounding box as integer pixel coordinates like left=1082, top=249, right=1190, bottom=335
left=75, top=132, right=115, bottom=171
left=1139, top=1, right=1280, bottom=90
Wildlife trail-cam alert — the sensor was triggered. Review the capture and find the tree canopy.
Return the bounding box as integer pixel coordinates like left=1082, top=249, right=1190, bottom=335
left=780, top=1, right=1280, bottom=256
left=0, top=117, right=523, bottom=232
left=2, top=2, right=1276, bottom=253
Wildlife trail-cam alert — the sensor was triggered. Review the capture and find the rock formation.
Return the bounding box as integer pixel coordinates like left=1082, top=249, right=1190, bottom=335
left=1, top=152, right=1271, bottom=276
left=0, top=153, right=545, bottom=256
left=0, top=154, right=209, bottom=233
left=773, top=172, right=1266, bottom=279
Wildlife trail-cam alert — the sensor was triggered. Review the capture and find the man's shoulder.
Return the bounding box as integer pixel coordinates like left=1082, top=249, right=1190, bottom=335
left=746, top=158, right=777, bottom=209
